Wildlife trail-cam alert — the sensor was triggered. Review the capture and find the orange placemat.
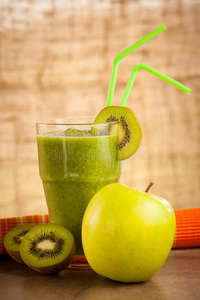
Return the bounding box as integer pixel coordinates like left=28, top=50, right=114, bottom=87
left=0, top=208, right=199, bottom=255
left=173, top=208, right=200, bottom=248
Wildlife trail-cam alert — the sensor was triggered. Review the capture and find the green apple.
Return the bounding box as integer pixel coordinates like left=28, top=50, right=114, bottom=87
left=82, top=183, right=176, bottom=283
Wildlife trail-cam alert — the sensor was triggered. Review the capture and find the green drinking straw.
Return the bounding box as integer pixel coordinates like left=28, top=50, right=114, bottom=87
left=119, top=63, right=191, bottom=106
left=106, top=25, right=166, bottom=107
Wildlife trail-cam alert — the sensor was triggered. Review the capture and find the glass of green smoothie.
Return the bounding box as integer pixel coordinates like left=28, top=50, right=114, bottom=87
left=36, top=119, right=121, bottom=267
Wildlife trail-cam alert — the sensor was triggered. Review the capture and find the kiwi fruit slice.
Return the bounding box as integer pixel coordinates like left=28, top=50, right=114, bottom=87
left=91, top=123, right=110, bottom=136
left=20, top=223, right=75, bottom=274
left=3, top=224, right=38, bottom=264
left=94, top=106, right=142, bottom=160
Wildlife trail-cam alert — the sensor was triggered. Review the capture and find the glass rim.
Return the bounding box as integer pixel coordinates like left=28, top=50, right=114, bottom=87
left=36, top=118, right=118, bottom=126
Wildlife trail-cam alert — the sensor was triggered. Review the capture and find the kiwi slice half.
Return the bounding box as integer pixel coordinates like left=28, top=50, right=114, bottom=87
left=94, top=106, right=142, bottom=160
left=20, top=223, right=75, bottom=274
left=3, top=224, right=38, bottom=264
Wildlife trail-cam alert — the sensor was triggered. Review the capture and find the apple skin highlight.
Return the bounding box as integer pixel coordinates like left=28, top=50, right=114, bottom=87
left=82, top=183, right=176, bottom=283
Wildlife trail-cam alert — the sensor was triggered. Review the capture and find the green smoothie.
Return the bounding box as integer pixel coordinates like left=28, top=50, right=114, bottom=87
left=37, top=128, right=121, bottom=255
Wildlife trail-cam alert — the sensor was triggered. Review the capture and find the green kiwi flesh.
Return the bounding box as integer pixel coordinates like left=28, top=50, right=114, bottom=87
left=3, top=224, right=38, bottom=264
left=20, top=223, right=75, bottom=274
left=94, top=106, right=142, bottom=160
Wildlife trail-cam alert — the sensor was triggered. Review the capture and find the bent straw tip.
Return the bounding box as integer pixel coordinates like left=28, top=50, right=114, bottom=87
left=160, top=24, right=166, bottom=30
left=186, top=88, right=191, bottom=95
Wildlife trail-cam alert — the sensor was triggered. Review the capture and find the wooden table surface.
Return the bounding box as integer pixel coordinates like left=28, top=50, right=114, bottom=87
left=0, top=0, right=199, bottom=219
left=0, top=248, right=200, bottom=300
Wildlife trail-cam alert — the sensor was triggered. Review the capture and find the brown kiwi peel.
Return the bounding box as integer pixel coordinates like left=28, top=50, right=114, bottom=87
left=6, top=248, right=24, bottom=264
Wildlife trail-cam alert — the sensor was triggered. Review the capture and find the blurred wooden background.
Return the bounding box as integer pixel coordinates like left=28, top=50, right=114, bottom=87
left=0, top=0, right=199, bottom=218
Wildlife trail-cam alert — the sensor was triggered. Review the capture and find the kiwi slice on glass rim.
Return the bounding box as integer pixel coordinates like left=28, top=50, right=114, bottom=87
left=94, top=106, right=142, bottom=160
left=20, top=223, right=75, bottom=274
left=3, top=224, right=38, bottom=264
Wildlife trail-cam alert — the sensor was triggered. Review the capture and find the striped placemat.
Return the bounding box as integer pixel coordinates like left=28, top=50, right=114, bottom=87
left=173, top=208, right=200, bottom=248
left=0, top=209, right=199, bottom=255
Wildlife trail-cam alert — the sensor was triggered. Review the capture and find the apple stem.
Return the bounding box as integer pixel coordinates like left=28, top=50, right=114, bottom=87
left=145, top=182, right=154, bottom=193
